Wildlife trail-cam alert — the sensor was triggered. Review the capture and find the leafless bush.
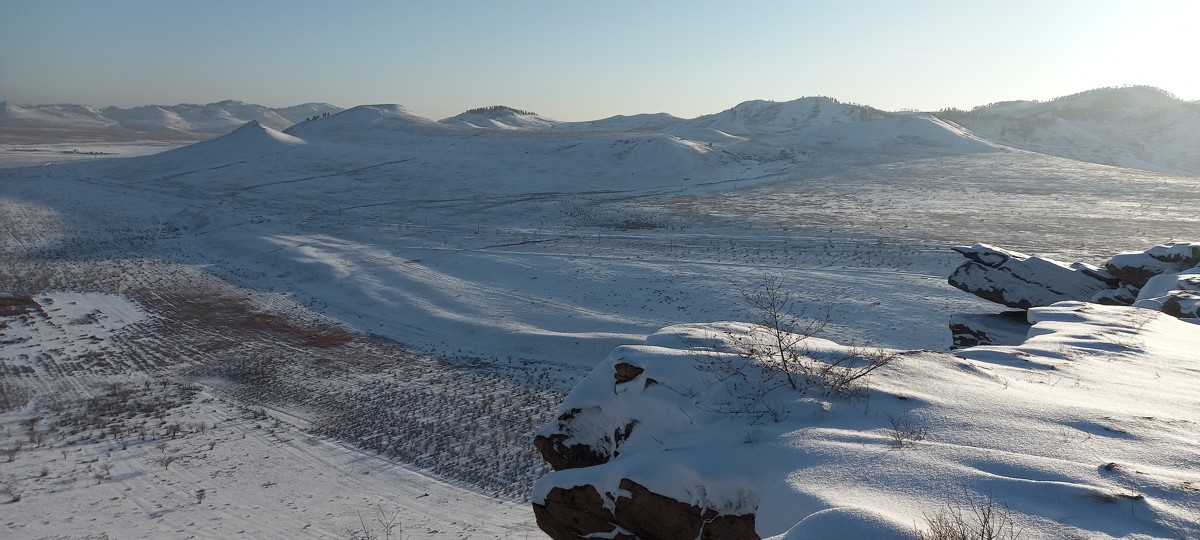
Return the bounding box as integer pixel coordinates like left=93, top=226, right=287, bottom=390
left=918, top=491, right=1020, bottom=540
left=697, top=275, right=900, bottom=423
left=886, top=412, right=928, bottom=448
left=39, top=466, right=50, bottom=477
left=345, top=505, right=405, bottom=540
left=735, top=274, right=829, bottom=389
left=3, top=443, right=22, bottom=462
left=2, top=484, right=20, bottom=502
left=150, top=455, right=178, bottom=470
left=20, top=416, right=41, bottom=434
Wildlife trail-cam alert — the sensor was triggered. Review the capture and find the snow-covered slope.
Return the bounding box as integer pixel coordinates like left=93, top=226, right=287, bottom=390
left=937, top=86, right=1200, bottom=176
left=441, top=105, right=559, bottom=130
left=673, top=97, right=891, bottom=136
left=556, top=112, right=684, bottom=133
left=285, top=104, right=449, bottom=140
left=533, top=303, right=1200, bottom=539
left=0, top=100, right=344, bottom=143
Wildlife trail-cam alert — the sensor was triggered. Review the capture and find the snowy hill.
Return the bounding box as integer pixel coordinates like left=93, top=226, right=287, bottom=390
left=0, top=100, right=343, bottom=143
left=287, top=103, right=450, bottom=137
left=937, top=86, right=1200, bottom=175
left=441, top=105, right=559, bottom=130
left=673, top=96, right=891, bottom=136
left=557, top=112, right=684, bottom=133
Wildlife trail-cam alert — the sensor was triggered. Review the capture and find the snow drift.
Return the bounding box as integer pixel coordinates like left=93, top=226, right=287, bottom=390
left=532, top=304, right=1200, bottom=539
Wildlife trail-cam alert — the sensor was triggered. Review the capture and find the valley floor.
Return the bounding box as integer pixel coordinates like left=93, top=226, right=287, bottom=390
left=2, top=139, right=1197, bottom=538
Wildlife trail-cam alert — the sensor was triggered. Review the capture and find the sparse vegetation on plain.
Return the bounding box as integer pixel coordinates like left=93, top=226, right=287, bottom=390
left=918, top=491, right=1021, bottom=540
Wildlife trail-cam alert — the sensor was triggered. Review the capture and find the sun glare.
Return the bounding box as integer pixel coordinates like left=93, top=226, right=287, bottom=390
left=1065, top=3, right=1200, bottom=99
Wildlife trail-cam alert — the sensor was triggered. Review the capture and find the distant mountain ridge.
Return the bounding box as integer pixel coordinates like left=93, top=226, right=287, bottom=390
left=0, top=100, right=342, bottom=143
left=936, top=86, right=1200, bottom=175
left=5, top=86, right=1199, bottom=175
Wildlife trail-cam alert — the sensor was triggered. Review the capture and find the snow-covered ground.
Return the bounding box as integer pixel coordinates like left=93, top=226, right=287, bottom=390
left=1, top=93, right=1197, bottom=538
left=534, top=304, right=1200, bottom=539
left=0, top=101, right=343, bottom=144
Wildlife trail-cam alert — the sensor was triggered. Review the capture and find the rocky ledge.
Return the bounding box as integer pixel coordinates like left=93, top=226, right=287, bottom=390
left=948, top=242, right=1200, bottom=347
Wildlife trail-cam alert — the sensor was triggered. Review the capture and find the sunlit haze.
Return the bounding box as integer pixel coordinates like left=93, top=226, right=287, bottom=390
left=2, top=0, right=1197, bottom=120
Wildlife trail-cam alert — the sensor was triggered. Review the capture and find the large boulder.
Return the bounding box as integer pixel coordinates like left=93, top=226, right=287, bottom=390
left=1090, top=284, right=1140, bottom=306
left=1133, top=269, right=1200, bottom=318
left=1105, top=242, right=1200, bottom=288
left=947, top=244, right=1116, bottom=309
left=533, top=479, right=756, bottom=540
left=948, top=311, right=1030, bottom=348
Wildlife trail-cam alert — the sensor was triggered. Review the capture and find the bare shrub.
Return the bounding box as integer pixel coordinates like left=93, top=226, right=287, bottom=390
left=150, top=455, right=178, bottom=470
left=3, top=443, right=22, bottom=462
left=345, top=505, right=405, bottom=540
left=886, top=412, right=929, bottom=448
left=2, top=485, right=20, bottom=502
left=736, top=274, right=829, bottom=390
left=919, top=491, right=1020, bottom=540
left=697, top=275, right=900, bottom=423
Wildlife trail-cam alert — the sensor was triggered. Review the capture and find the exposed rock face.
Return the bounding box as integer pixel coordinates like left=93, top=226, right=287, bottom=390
left=533, top=484, right=630, bottom=540
left=533, top=407, right=614, bottom=471
left=613, top=362, right=645, bottom=384
left=533, top=479, right=757, bottom=540
left=1133, top=269, right=1200, bottom=318
left=1105, top=243, right=1200, bottom=288
left=1091, top=284, right=1140, bottom=306
left=947, top=244, right=1115, bottom=309
left=949, top=242, right=1200, bottom=348
left=949, top=311, right=1031, bottom=348
left=532, top=325, right=790, bottom=540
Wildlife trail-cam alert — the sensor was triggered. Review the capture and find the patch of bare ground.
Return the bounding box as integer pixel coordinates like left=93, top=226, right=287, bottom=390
left=0, top=257, right=565, bottom=500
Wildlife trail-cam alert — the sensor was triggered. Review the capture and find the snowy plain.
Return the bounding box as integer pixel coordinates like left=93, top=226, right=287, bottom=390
left=1, top=93, right=1198, bottom=538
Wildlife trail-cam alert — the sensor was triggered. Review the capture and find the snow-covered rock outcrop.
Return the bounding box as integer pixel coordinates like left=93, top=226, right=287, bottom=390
left=532, top=309, right=1200, bottom=539
left=947, top=244, right=1117, bottom=309
left=947, top=242, right=1200, bottom=347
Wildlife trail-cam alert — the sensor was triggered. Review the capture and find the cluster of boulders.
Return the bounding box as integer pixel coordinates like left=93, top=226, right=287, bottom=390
left=948, top=242, right=1200, bottom=347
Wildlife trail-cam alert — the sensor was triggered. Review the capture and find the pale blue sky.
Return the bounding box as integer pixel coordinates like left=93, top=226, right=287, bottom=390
left=2, top=1, right=1196, bottom=120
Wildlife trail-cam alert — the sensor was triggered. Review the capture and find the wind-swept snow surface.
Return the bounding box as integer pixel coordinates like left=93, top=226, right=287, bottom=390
left=2, top=91, right=1199, bottom=538
left=534, top=304, right=1200, bottom=539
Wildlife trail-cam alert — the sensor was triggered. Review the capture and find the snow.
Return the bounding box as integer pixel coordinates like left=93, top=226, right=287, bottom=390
left=0, top=100, right=345, bottom=144
left=535, top=303, right=1200, bottom=538
left=2, top=89, right=1198, bottom=538
left=0, top=388, right=541, bottom=539
left=441, top=107, right=559, bottom=130
left=939, top=86, right=1200, bottom=176
left=0, top=292, right=149, bottom=368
